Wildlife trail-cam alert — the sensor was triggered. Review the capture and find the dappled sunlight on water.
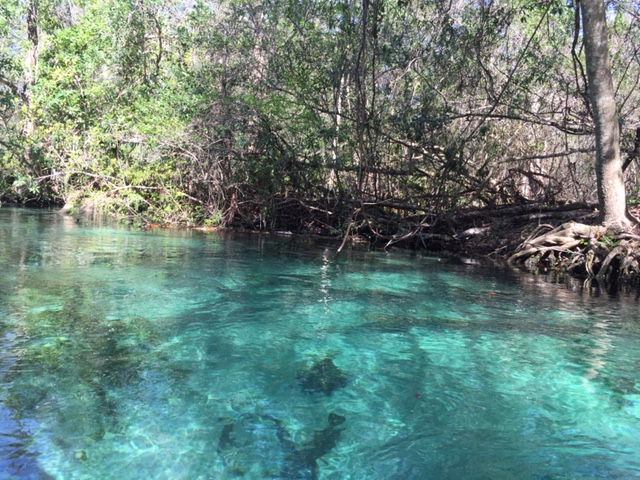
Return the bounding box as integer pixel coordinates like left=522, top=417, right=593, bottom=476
left=1, top=208, right=640, bottom=479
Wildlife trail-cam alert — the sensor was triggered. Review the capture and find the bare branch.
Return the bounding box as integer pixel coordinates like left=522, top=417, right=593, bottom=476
left=500, top=148, right=596, bottom=164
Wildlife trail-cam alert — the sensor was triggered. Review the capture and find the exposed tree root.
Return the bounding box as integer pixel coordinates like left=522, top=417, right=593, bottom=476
left=508, top=221, right=640, bottom=282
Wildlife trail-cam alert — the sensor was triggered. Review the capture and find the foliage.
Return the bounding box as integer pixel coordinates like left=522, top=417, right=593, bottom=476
left=1, top=0, right=639, bottom=232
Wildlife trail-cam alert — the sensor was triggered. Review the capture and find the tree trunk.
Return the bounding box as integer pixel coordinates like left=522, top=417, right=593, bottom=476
left=354, top=0, right=370, bottom=197
left=580, top=0, right=630, bottom=229
left=23, top=0, right=38, bottom=139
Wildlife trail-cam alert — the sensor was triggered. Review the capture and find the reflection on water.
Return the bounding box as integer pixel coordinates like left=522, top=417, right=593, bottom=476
left=1, top=207, right=640, bottom=479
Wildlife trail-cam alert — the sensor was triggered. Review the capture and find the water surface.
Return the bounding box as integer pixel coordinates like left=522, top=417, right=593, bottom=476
left=1, top=208, right=639, bottom=479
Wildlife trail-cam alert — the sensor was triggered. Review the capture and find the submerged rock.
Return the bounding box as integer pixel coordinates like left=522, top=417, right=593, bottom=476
left=74, top=450, right=88, bottom=462
left=296, top=358, right=347, bottom=395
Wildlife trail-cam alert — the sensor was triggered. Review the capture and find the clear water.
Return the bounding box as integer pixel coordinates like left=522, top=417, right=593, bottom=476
left=1, top=208, right=640, bottom=480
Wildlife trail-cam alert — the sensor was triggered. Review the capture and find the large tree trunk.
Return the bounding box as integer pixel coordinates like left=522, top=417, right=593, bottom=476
left=580, top=0, right=630, bottom=229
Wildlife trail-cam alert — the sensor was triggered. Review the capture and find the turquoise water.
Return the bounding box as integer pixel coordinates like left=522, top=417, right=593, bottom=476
left=1, top=208, right=640, bottom=479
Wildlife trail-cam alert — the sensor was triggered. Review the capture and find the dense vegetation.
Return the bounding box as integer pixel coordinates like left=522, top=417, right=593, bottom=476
left=1, top=0, right=640, bottom=239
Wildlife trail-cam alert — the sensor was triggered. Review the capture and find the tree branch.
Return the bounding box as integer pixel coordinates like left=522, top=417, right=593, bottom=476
left=500, top=148, right=596, bottom=163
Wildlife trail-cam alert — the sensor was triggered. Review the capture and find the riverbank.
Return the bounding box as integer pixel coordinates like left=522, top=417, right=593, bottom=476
left=9, top=200, right=637, bottom=288
left=380, top=203, right=640, bottom=288
left=242, top=201, right=640, bottom=289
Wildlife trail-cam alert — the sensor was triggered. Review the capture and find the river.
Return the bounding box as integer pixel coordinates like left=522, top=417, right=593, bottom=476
left=1, top=207, right=639, bottom=479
